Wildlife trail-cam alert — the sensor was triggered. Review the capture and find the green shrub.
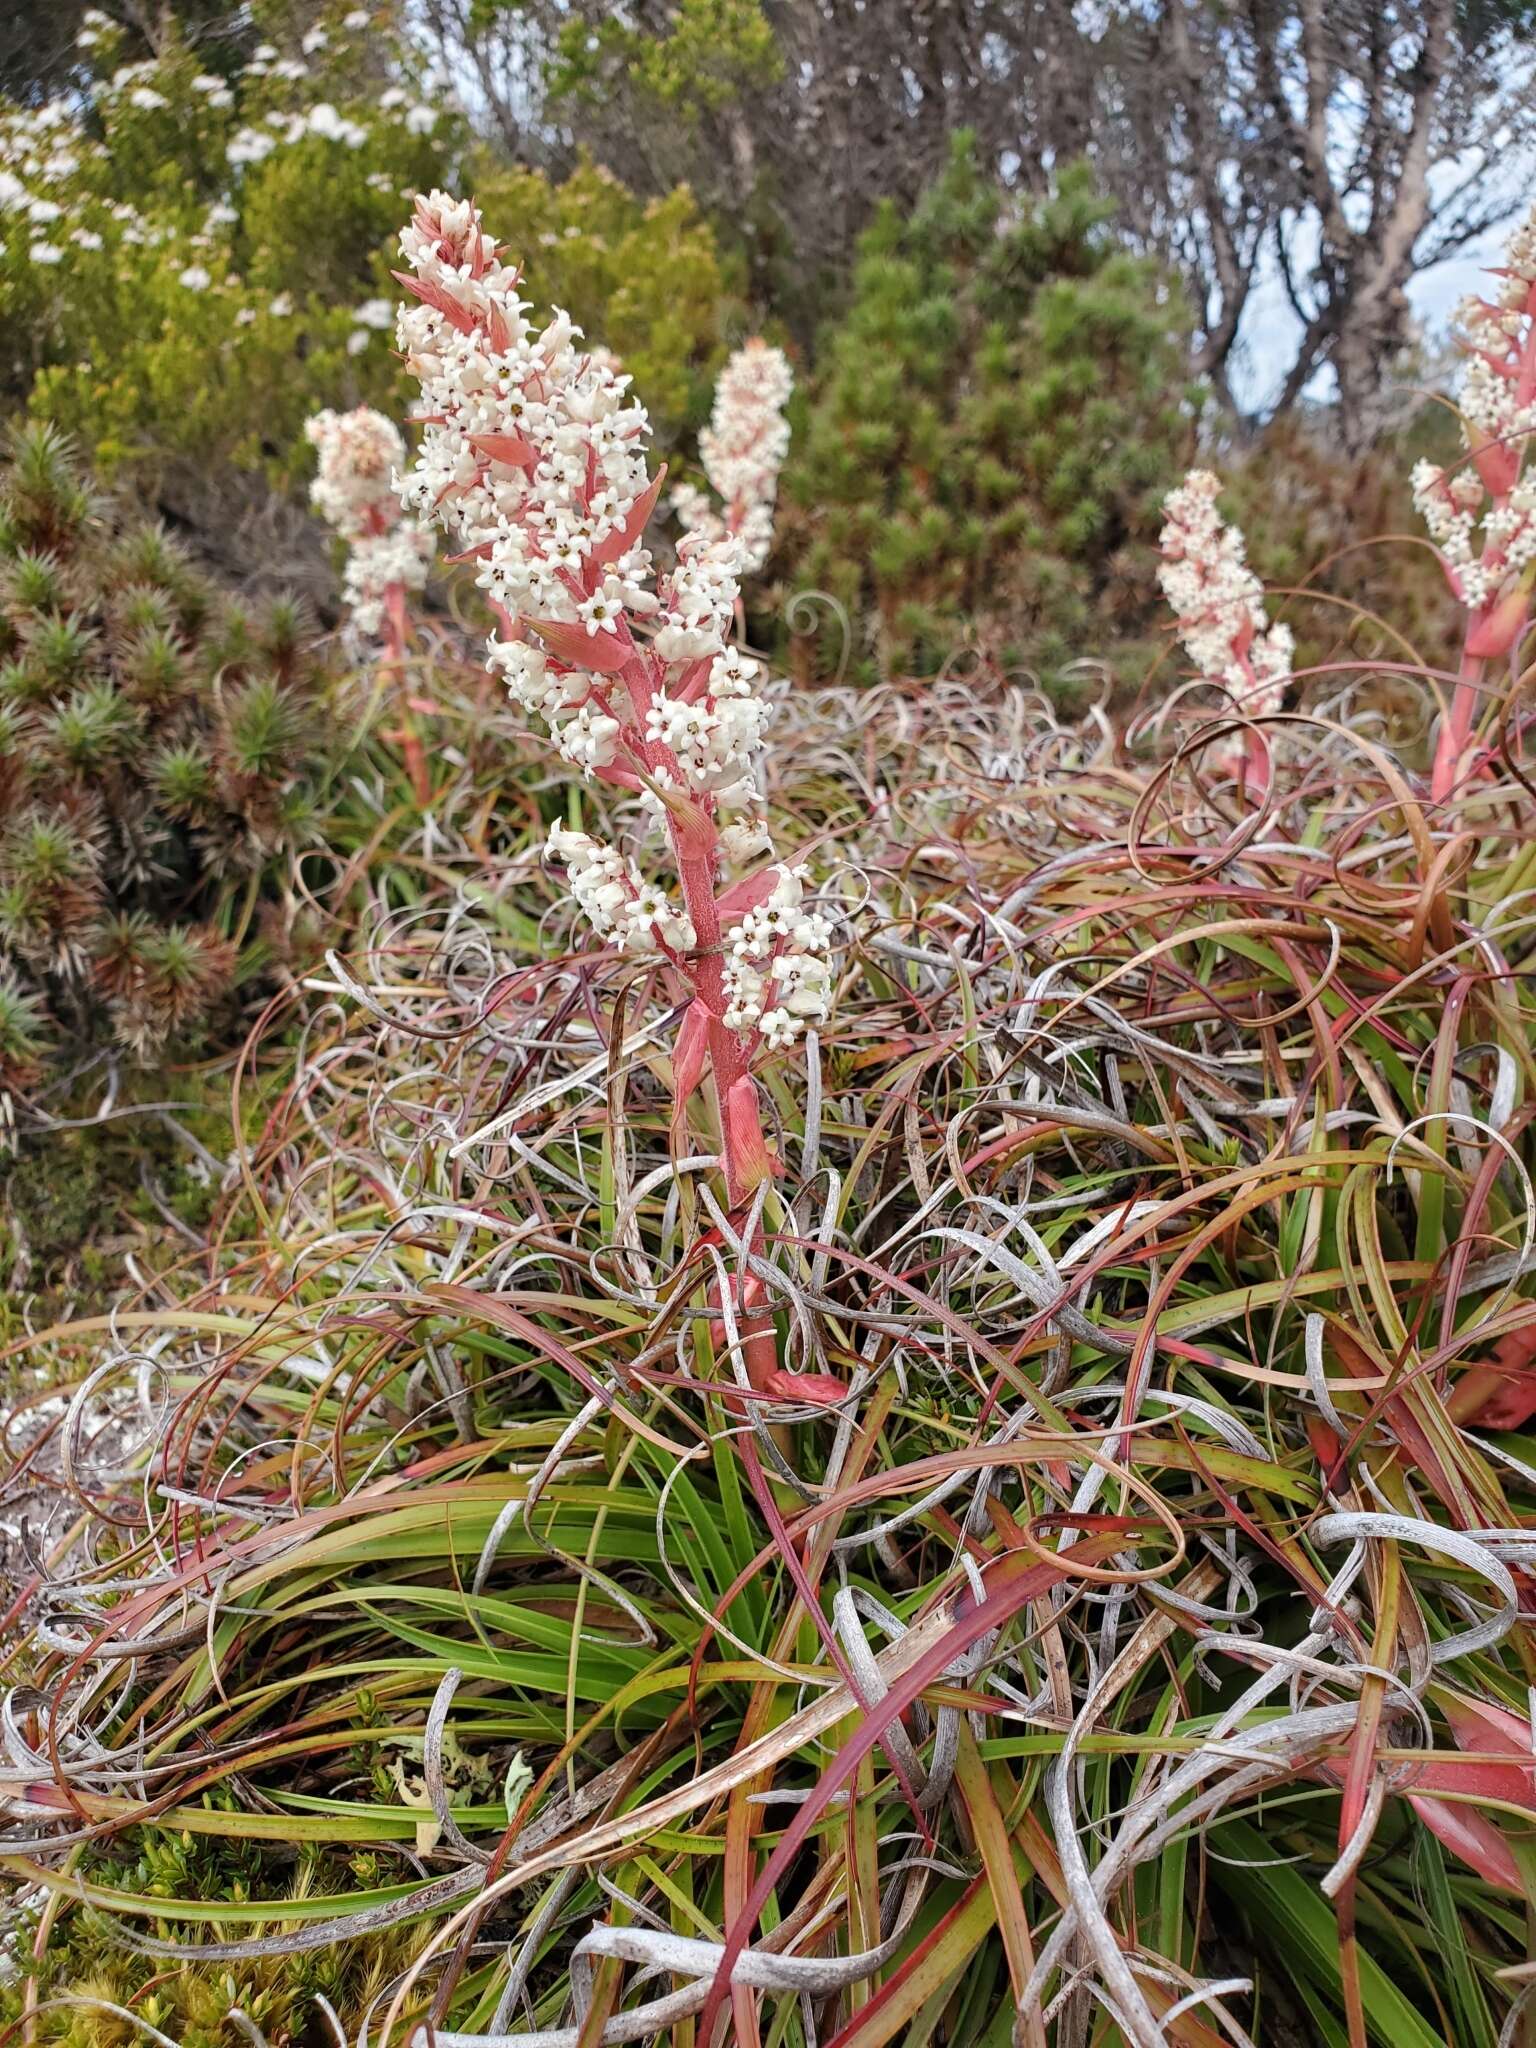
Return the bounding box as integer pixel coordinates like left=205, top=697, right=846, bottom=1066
left=0, top=6, right=454, bottom=488
left=0, top=420, right=340, bottom=1068
left=780, top=136, right=1199, bottom=695
left=0, top=11, right=730, bottom=504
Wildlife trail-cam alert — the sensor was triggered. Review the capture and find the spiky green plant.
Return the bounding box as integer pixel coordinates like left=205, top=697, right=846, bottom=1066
left=2, top=419, right=93, bottom=551
left=0, top=421, right=343, bottom=1074
left=3, top=547, right=68, bottom=614
left=0, top=963, right=49, bottom=1090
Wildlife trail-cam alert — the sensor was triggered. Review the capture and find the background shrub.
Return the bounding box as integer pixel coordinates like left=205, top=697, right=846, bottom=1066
left=0, top=420, right=341, bottom=1072
left=468, top=151, right=737, bottom=450
left=0, top=9, right=731, bottom=567
left=778, top=137, right=1199, bottom=695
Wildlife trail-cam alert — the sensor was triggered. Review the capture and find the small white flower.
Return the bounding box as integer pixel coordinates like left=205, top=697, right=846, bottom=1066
left=227, top=127, right=275, bottom=166
left=301, top=26, right=329, bottom=53
left=178, top=263, right=212, bottom=291
left=28, top=241, right=62, bottom=263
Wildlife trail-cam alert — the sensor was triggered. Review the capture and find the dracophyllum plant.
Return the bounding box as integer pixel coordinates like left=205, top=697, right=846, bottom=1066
left=306, top=405, right=435, bottom=804
left=1412, top=203, right=1536, bottom=800
left=392, top=192, right=834, bottom=1323
left=672, top=338, right=794, bottom=577
left=1157, top=468, right=1294, bottom=789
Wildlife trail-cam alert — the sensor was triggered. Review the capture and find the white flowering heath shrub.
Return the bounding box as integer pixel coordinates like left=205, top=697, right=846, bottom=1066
left=672, top=337, right=793, bottom=574
left=0, top=6, right=453, bottom=483
left=1412, top=203, right=1536, bottom=796
left=1157, top=468, right=1294, bottom=783
left=393, top=191, right=836, bottom=1249
left=306, top=404, right=435, bottom=801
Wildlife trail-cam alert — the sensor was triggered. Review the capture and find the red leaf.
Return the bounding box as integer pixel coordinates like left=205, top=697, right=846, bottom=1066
left=1474, top=439, right=1521, bottom=499
left=1322, top=1691, right=1536, bottom=1893
left=469, top=431, right=536, bottom=469
left=528, top=616, right=632, bottom=676
left=762, top=1369, right=848, bottom=1406
left=724, top=1075, right=777, bottom=1190
left=671, top=1000, right=711, bottom=1107
left=1466, top=582, right=1531, bottom=659
left=1329, top=1325, right=1457, bottom=1497
left=1440, top=1691, right=1536, bottom=1789
left=1408, top=1791, right=1524, bottom=1891
left=593, top=464, right=666, bottom=569
left=714, top=868, right=779, bottom=920
left=390, top=269, right=476, bottom=337
left=1455, top=1323, right=1536, bottom=1431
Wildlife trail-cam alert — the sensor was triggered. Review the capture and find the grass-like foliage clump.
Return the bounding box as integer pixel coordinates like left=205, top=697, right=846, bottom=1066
left=6, top=148, right=1536, bottom=2048
left=4, top=663, right=1536, bottom=2047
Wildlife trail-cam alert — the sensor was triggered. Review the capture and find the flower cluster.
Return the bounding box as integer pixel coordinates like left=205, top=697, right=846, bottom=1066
left=1411, top=201, right=1536, bottom=648
left=305, top=407, right=433, bottom=638
left=722, top=866, right=835, bottom=1050
left=394, top=190, right=833, bottom=1046
left=545, top=827, right=697, bottom=954
left=673, top=339, right=794, bottom=573
left=1157, top=470, right=1294, bottom=715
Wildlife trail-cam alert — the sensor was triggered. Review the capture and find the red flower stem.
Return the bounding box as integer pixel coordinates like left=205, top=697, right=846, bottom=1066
left=667, top=825, right=779, bottom=1392
left=364, top=490, right=430, bottom=809
left=1431, top=647, right=1486, bottom=803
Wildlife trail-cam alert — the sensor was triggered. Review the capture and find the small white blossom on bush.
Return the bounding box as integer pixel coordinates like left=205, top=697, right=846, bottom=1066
left=306, top=406, right=432, bottom=638
left=1157, top=469, right=1293, bottom=716
left=674, top=338, right=794, bottom=573
left=0, top=15, right=452, bottom=482
left=307, top=103, right=369, bottom=147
